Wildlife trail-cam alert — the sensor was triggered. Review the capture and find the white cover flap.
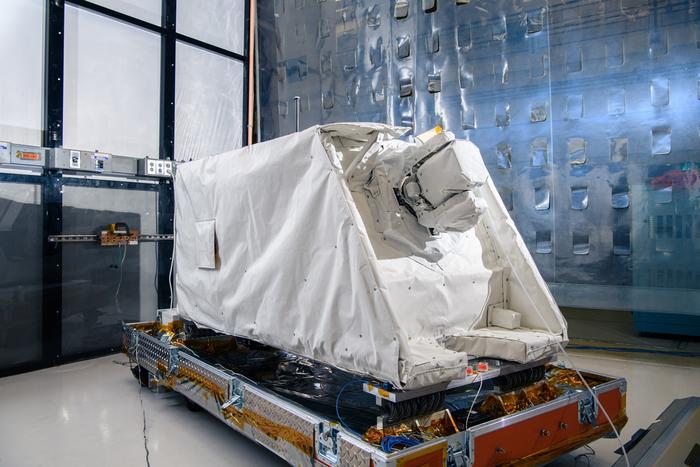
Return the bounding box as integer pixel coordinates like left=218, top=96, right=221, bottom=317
left=195, top=219, right=216, bottom=270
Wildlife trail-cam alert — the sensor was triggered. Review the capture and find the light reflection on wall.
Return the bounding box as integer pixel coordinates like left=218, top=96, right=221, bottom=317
left=258, top=0, right=700, bottom=314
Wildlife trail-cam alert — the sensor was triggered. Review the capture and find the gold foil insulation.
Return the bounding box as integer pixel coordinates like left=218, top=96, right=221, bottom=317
left=479, top=366, right=606, bottom=419
left=363, top=409, right=458, bottom=447
left=129, top=322, right=314, bottom=459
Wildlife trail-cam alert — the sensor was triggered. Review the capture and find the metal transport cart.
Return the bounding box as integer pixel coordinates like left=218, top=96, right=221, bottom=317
left=123, top=318, right=627, bottom=467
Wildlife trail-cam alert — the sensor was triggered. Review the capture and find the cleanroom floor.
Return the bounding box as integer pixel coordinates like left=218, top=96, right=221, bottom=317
left=0, top=351, right=698, bottom=467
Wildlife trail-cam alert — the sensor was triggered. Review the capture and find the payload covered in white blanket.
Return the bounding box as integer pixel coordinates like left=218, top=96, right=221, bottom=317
left=174, top=123, right=567, bottom=390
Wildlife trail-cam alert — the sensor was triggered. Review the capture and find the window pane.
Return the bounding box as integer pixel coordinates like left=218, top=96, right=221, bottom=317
left=177, top=0, right=245, bottom=54
left=61, top=184, right=158, bottom=357
left=86, top=0, right=161, bottom=25
left=175, top=42, right=244, bottom=161
left=63, top=6, right=160, bottom=157
left=0, top=0, right=44, bottom=145
left=0, top=182, right=43, bottom=370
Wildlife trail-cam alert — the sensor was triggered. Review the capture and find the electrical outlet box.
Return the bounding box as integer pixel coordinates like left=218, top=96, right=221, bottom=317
left=138, top=158, right=174, bottom=177
left=50, top=148, right=113, bottom=173
left=51, top=148, right=92, bottom=171
left=10, top=144, right=47, bottom=167
left=50, top=148, right=141, bottom=175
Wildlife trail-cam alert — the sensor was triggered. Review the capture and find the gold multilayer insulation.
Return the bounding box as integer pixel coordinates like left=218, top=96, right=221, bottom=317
left=364, top=366, right=609, bottom=446
left=363, top=410, right=458, bottom=446
left=126, top=322, right=314, bottom=458
left=479, top=381, right=560, bottom=418
left=479, top=366, right=607, bottom=418
left=223, top=406, right=314, bottom=457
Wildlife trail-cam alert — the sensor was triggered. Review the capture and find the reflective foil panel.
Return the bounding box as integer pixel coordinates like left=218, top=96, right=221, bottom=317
left=258, top=0, right=700, bottom=313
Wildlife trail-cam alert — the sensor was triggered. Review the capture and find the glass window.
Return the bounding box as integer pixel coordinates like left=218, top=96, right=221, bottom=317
left=176, top=0, right=246, bottom=54
left=61, top=183, right=158, bottom=357
left=63, top=6, right=160, bottom=157
left=175, top=42, right=244, bottom=161
left=0, top=0, right=44, bottom=146
left=0, top=182, right=43, bottom=370
left=85, top=0, right=161, bottom=26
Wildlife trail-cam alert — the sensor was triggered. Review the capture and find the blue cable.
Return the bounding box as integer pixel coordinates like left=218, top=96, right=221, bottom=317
left=334, top=380, right=364, bottom=438
left=380, top=435, right=421, bottom=453
left=335, top=380, right=423, bottom=453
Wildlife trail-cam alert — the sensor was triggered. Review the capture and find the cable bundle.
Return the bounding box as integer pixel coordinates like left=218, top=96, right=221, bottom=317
left=380, top=435, right=421, bottom=453
left=386, top=392, right=445, bottom=422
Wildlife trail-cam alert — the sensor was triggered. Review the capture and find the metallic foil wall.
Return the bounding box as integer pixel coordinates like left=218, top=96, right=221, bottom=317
left=257, top=0, right=700, bottom=314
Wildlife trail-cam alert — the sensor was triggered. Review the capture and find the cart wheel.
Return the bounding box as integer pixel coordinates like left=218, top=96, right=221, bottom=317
left=184, top=398, right=201, bottom=412
left=131, top=366, right=150, bottom=388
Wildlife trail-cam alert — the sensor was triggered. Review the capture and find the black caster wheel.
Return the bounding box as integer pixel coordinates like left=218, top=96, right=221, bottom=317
left=131, top=366, right=150, bottom=388
left=184, top=397, right=202, bottom=412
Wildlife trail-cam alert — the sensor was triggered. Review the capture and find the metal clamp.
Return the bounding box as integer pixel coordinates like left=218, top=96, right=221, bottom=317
left=578, top=395, right=598, bottom=427
left=167, top=346, right=179, bottom=374
left=222, top=379, right=244, bottom=411
left=316, top=422, right=339, bottom=465
left=448, top=441, right=469, bottom=467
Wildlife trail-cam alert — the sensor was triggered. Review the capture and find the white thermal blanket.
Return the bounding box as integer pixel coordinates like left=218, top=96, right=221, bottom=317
left=175, top=123, right=567, bottom=389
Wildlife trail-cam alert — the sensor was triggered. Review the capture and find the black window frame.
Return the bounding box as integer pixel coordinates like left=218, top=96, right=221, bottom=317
left=0, top=0, right=250, bottom=376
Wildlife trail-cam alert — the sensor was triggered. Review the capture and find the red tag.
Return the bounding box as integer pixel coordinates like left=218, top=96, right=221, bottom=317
left=17, top=151, right=40, bottom=161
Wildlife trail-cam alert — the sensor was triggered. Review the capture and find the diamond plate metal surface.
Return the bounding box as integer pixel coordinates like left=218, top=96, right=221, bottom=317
left=258, top=0, right=700, bottom=313
left=338, top=436, right=372, bottom=467
left=243, top=389, right=316, bottom=463
left=177, top=352, right=232, bottom=401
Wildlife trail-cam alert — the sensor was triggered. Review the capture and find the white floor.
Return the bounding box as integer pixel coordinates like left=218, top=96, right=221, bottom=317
left=0, top=352, right=698, bottom=467
left=548, top=351, right=700, bottom=466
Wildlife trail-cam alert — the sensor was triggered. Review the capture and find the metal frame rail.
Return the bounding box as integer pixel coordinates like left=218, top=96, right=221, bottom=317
left=48, top=234, right=174, bottom=243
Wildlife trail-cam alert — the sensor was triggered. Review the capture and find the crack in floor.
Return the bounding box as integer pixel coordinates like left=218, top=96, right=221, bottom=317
left=137, top=369, right=152, bottom=467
